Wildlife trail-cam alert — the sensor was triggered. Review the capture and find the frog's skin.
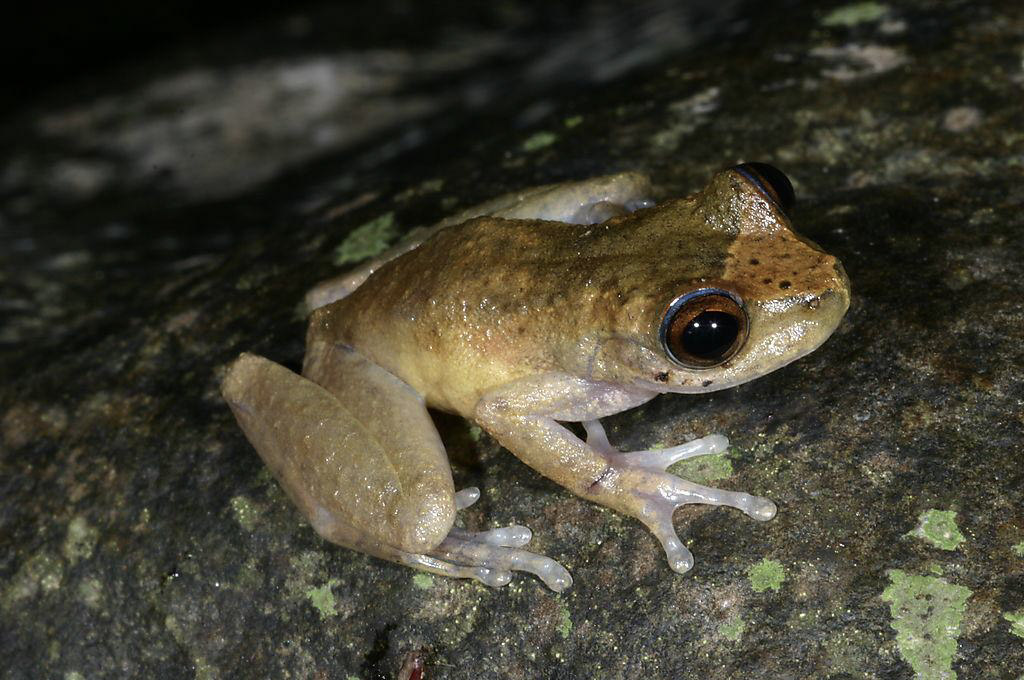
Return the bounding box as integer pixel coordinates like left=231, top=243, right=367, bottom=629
left=222, top=167, right=850, bottom=591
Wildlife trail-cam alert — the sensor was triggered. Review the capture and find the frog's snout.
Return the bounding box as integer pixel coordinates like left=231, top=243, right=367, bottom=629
left=829, top=259, right=852, bottom=314
left=813, top=286, right=849, bottom=323
left=809, top=259, right=851, bottom=327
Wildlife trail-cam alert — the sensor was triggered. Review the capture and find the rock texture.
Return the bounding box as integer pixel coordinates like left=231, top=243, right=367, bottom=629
left=2, top=1, right=1022, bottom=678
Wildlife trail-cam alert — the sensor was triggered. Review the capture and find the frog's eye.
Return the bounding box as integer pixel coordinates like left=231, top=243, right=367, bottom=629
left=733, top=162, right=795, bottom=212
left=661, top=289, right=748, bottom=368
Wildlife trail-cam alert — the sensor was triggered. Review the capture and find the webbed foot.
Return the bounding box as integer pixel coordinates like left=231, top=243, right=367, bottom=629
left=583, top=420, right=776, bottom=573
left=413, top=487, right=573, bottom=591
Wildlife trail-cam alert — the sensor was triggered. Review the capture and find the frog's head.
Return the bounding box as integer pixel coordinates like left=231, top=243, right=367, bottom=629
left=593, top=163, right=850, bottom=394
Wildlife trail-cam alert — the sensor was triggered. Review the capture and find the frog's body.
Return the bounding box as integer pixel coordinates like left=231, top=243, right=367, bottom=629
left=223, top=167, right=850, bottom=591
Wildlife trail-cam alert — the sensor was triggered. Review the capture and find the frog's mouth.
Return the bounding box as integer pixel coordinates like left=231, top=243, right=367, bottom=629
left=709, top=287, right=849, bottom=391
left=643, top=282, right=850, bottom=395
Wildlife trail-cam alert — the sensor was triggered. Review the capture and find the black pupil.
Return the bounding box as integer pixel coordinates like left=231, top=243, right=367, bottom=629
left=682, top=310, right=739, bottom=360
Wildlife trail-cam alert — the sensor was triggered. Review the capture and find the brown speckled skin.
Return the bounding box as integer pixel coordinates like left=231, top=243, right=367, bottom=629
left=310, top=169, right=849, bottom=416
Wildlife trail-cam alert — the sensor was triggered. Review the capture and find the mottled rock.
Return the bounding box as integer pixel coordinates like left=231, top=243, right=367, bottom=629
left=2, top=1, right=1022, bottom=678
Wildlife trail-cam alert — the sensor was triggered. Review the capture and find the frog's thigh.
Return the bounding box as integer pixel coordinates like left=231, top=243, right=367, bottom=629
left=477, top=171, right=655, bottom=225
left=222, top=351, right=455, bottom=554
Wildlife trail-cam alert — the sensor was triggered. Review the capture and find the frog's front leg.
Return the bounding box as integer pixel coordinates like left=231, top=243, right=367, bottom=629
left=583, top=419, right=730, bottom=469
left=221, top=348, right=571, bottom=590
left=476, top=375, right=776, bottom=574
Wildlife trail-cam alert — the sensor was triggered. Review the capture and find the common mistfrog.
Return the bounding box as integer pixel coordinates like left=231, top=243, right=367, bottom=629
left=222, top=164, right=850, bottom=591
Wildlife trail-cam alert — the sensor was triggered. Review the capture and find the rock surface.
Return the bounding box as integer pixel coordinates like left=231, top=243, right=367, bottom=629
left=2, top=1, right=1022, bottom=678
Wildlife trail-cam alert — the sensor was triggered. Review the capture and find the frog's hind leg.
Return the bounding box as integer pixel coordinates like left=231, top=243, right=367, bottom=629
left=434, top=170, right=655, bottom=226
left=221, top=349, right=570, bottom=590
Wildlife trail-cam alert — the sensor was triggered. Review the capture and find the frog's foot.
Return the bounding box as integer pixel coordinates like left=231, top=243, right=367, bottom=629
left=582, top=420, right=776, bottom=574
left=412, top=487, right=573, bottom=591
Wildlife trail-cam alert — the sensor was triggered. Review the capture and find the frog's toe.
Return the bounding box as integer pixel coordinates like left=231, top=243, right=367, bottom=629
left=649, top=518, right=695, bottom=574
left=454, top=486, right=481, bottom=509
left=404, top=556, right=512, bottom=587
left=471, top=567, right=513, bottom=588
left=467, top=524, right=533, bottom=548
left=747, top=497, right=778, bottom=521
left=605, top=433, right=729, bottom=470
left=583, top=419, right=730, bottom=466
left=622, top=465, right=776, bottom=574
left=660, top=474, right=776, bottom=520
left=582, top=419, right=617, bottom=455
left=426, top=487, right=572, bottom=590
left=432, top=526, right=572, bottom=591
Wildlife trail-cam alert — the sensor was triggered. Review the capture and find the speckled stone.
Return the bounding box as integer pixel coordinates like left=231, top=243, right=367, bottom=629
left=2, top=1, right=1022, bottom=678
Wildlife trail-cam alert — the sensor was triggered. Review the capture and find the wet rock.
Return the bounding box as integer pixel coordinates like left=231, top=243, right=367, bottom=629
left=2, top=1, right=1022, bottom=678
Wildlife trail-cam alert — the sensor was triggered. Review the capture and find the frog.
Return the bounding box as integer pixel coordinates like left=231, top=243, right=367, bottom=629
left=221, top=163, right=850, bottom=592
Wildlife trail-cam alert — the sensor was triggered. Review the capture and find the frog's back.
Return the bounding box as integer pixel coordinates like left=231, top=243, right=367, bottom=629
left=310, top=216, right=626, bottom=412
left=308, top=204, right=731, bottom=413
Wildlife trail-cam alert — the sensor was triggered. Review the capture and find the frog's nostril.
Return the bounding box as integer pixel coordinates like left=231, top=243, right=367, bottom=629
left=816, top=285, right=851, bottom=322
left=733, top=163, right=795, bottom=212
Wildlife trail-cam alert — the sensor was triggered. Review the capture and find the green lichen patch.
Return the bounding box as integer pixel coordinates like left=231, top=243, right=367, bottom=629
left=748, top=559, right=786, bottom=593
left=194, top=656, right=218, bottom=680
left=395, top=177, right=444, bottom=201
left=78, top=577, right=103, bottom=609
left=521, top=131, right=557, bottom=152
left=1012, top=541, right=1024, bottom=557
left=284, top=550, right=325, bottom=602
left=556, top=600, right=572, bottom=639
left=821, top=2, right=889, bottom=27
left=563, top=115, right=583, bottom=128
left=669, top=452, right=733, bottom=485
left=2, top=552, right=64, bottom=609
left=164, top=613, right=186, bottom=645
left=412, top=573, right=433, bottom=590
left=229, top=495, right=259, bottom=532
left=908, top=509, right=965, bottom=551
left=1005, top=610, right=1024, bottom=639
left=719, top=616, right=746, bottom=641
left=332, top=212, right=398, bottom=265
left=649, top=87, right=720, bottom=153
left=881, top=570, right=971, bottom=679
left=307, top=578, right=340, bottom=620
left=62, top=516, right=98, bottom=563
